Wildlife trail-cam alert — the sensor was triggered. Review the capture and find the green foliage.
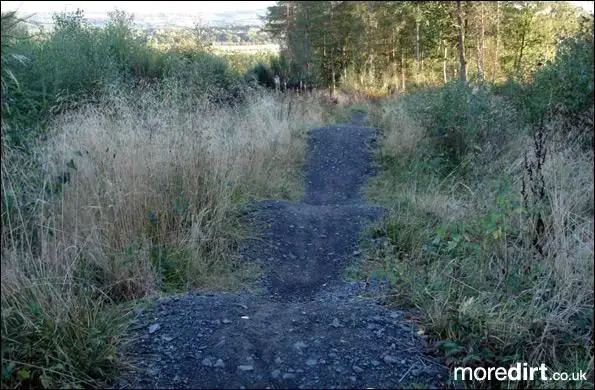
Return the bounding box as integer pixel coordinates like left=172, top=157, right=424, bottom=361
left=1, top=286, right=130, bottom=389
left=1, top=9, right=253, bottom=148
left=246, top=61, right=275, bottom=88
left=163, top=50, right=244, bottom=104
left=364, top=19, right=594, bottom=386
left=509, top=24, right=594, bottom=125
left=265, top=1, right=587, bottom=94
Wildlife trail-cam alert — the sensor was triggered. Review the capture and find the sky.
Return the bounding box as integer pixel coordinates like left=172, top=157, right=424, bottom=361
left=1, top=1, right=593, bottom=15
left=569, top=0, right=594, bottom=13
left=1, top=1, right=278, bottom=15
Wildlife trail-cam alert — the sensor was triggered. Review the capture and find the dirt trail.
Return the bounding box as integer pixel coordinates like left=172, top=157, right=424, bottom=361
left=115, top=113, right=446, bottom=389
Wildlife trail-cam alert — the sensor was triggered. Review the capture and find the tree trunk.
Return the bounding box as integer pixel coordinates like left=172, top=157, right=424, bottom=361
left=329, top=2, right=336, bottom=96
left=516, top=29, right=526, bottom=76
left=443, top=39, right=448, bottom=84
left=456, top=0, right=467, bottom=83
left=415, top=19, right=420, bottom=74
left=477, top=2, right=484, bottom=80
left=492, top=1, right=500, bottom=82
left=401, top=51, right=406, bottom=91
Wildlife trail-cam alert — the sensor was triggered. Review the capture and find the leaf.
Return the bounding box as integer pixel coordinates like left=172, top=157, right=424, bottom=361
left=16, top=368, right=30, bottom=380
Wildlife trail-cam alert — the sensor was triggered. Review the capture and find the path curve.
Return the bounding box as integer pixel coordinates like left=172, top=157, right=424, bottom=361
left=115, top=115, right=446, bottom=389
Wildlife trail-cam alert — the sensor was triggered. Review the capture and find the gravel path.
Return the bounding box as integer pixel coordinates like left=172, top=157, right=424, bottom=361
left=114, top=114, right=447, bottom=389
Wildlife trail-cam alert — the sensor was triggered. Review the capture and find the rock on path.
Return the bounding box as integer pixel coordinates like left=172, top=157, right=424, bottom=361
left=114, top=118, right=446, bottom=389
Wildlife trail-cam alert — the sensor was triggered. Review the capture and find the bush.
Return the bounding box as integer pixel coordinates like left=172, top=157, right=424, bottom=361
left=502, top=21, right=594, bottom=129
left=246, top=61, right=275, bottom=89
left=367, top=32, right=594, bottom=387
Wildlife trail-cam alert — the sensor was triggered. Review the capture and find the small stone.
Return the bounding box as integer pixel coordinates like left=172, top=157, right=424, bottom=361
left=353, top=365, right=364, bottom=373
left=238, top=365, right=254, bottom=372
left=275, top=356, right=283, bottom=364
left=330, top=318, right=341, bottom=328
left=371, top=360, right=380, bottom=366
left=353, top=250, right=361, bottom=255
left=293, top=341, right=307, bottom=351
left=283, top=373, right=296, bottom=380
left=350, top=376, right=357, bottom=382
left=201, top=357, right=213, bottom=367
left=214, top=359, right=225, bottom=368
left=148, top=324, right=161, bottom=334
left=383, top=355, right=399, bottom=364
left=222, top=319, right=232, bottom=324
left=306, top=358, right=317, bottom=367
left=271, top=369, right=281, bottom=379
left=401, top=359, right=406, bottom=365
left=162, top=336, right=173, bottom=342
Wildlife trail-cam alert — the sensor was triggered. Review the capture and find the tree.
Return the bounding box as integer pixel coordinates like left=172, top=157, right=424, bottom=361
left=456, top=0, right=467, bottom=82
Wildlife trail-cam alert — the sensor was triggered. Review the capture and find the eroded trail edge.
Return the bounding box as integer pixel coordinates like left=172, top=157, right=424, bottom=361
left=116, top=120, right=446, bottom=389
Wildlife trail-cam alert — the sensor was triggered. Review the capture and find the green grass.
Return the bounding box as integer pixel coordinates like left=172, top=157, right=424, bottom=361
left=362, top=81, right=594, bottom=389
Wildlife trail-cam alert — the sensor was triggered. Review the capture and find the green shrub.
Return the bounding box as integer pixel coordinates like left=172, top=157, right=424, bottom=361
left=246, top=61, right=275, bottom=89
left=502, top=21, right=594, bottom=128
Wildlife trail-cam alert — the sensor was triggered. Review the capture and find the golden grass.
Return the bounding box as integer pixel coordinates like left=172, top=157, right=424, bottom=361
left=0, top=86, right=327, bottom=387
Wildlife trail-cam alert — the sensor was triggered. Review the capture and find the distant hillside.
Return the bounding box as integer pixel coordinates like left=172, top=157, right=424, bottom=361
left=17, top=7, right=270, bottom=31
left=14, top=8, right=275, bottom=44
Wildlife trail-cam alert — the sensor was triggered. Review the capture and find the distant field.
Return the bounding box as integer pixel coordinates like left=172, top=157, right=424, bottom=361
left=211, top=43, right=280, bottom=53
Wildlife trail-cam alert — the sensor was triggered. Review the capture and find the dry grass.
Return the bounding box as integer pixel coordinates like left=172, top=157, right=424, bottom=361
left=377, top=102, right=425, bottom=160
left=367, top=97, right=594, bottom=388
left=0, top=86, right=327, bottom=387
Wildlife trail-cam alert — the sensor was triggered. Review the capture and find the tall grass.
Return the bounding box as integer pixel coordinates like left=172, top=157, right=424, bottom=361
left=366, top=81, right=594, bottom=388
left=1, top=85, right=326, bottom=388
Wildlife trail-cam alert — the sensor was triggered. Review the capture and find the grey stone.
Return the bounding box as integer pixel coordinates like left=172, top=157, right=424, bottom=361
left=353, top=365, right=364, bottom=373
left=383, top=355, right=399, bottom=364
left=306, top=358, right=317, bottom=367
left=148, top=324, right=161, bottom=334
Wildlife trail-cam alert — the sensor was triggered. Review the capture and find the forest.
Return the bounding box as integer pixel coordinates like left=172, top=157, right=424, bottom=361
left=262, top=1, right=591, bottom=93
